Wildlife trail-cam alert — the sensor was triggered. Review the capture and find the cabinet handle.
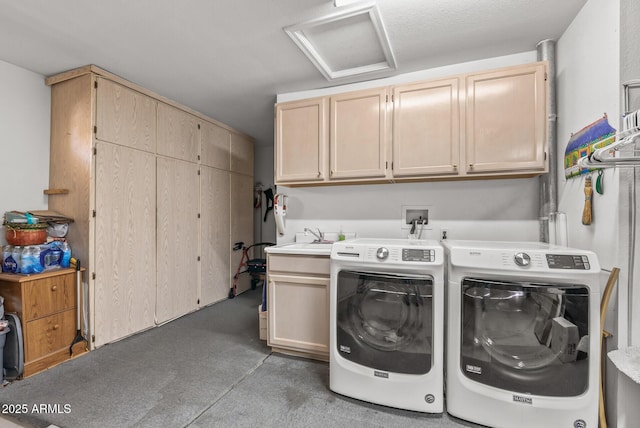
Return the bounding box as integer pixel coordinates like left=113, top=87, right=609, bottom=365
left=330, top=170, right=334, bottom=176
left=469, top=163, right=474, bottom=169
left=51, top=285, right=58, bottom=291
left=453, top=164, right=457, bottom=170
left=317, top=171, right=321, bottom=178
left=53, top=324, right=60, bottom=330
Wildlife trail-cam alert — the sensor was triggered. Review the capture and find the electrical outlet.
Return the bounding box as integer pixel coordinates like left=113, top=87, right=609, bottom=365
left=441, top=228, right=450, bottom=240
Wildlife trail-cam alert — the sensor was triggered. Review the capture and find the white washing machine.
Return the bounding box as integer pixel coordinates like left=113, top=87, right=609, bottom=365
left=443, top=240, right=601, bottom=428
left=330, top=238, right=445, bottom=413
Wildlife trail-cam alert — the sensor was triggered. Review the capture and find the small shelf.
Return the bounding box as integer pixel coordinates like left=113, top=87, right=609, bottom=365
left=43, top=189, right=69, bottom=195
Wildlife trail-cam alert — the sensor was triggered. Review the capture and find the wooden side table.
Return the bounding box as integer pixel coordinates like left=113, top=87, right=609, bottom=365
left=0, top=268, right=86, bottom=377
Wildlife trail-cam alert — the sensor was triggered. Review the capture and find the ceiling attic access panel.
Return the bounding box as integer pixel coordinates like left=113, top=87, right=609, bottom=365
left=284, top=3, right=396, bottom=81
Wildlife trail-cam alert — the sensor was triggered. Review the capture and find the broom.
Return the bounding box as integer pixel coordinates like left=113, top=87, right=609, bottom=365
left=582, top=176, right=593, bottom=225
left=69, top=258, right=88, bottom=356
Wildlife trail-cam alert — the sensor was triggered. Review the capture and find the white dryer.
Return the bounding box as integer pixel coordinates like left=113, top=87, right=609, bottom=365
left=443, top=240, right=601, bottom=428
left=330, top=238, right=445, bottom=413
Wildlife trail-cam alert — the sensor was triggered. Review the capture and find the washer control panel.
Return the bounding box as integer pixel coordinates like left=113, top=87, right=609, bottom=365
left=546, top=254, right=591, bottom=270
left=402, top=248, right=436, bottom=262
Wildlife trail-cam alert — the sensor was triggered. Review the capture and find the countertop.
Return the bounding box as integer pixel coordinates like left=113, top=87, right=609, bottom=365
left=265, top=242, right=333, bottom=256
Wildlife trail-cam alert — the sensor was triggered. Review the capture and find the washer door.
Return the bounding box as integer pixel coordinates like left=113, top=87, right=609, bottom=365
left=336, top=270, right=433, bottom=375
left=460, top=277, right=590, bottom=397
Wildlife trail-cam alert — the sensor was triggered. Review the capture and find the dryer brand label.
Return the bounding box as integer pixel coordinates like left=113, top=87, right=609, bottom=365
left=465, top=364, right=482, bottom=375
left=339, top=345, right=351, bottom=354
left=512, top=395, right=533, bottom=405
left=573, top=420, right=586, bottom=428
left=374, top=371, right=389, bottom=379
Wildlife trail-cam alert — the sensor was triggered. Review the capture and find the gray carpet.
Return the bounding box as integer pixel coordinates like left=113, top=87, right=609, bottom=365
left=0, top=287, right=480, bottom=428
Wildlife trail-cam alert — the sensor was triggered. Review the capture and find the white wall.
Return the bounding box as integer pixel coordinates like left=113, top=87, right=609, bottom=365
left=557, top=0, right=622, bottom=425
left=276, top=51, right=542, bottom=244
left=0, top=60, right=51, bottom=246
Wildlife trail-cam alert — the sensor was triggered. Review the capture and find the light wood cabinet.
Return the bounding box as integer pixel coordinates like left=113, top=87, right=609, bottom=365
left=200, top=166, right=230, bottom=306
left=330, top=87, right=389, bottom=180
left=95, top=77, right=157, bottom=153
left=230, top=173, right=254, bottom=295
left=94, top=142, right=156, bottom=347
left=266, top=254, right=330, bottom=361
left=201, top=121, right=230, bottom=170
left=465, top=62, right=547, bottom=174
left=275, top=97, right=328, bottom=183
left=392, top=78, right=460, bottom=177
left=0, top=269, right=83, bottom=377
left=46, top=65, right=254, bottom=349
left=157, top=103, right=200, bottom=163
left=156, top=157, right=199, bottom=323
left=273, top=61, right=548, bottom=186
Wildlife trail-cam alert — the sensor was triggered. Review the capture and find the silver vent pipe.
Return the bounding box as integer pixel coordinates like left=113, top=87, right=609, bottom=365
left=537, top=39, right=558, bottom=243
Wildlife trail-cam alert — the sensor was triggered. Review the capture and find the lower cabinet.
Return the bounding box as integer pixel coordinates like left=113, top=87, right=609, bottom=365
left=0, top=269, right=84, bottom=377
left=266, top=254, right=329, bottom=361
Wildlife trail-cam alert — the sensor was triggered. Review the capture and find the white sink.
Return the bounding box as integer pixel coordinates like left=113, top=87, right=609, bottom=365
left=265, top=241, right=334, bottom=255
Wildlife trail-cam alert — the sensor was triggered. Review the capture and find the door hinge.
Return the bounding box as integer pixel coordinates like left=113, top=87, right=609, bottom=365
left=545, top=72, right=548, bottom=81
left=91, top=335, right=95, bottom=343
left=385, top=161, right=388, bottom=169
left=94, top=81, right=98, bottom=89
left=544, top=151, right=547, bottom=160
left=93, top=147, right=97, bottom=155
left=198, top=155, right=201, bottom=161
left=92, top=272, right=96, bottom=280
left=197, top=256, right=201, bottom=261
left=391, top=94, right=394, bottom=103
left=197, top=213, right=201, bottom=218
left=386, top=95, right=388, bottom=102
left=93, top=126, right=97, bottom=134
left=197, top=299, right=200, bottom=304
left=197, top=123, right=201, bottom=130
left=92, top=210, right=96, bottom=218
left=197, top=169, right=201, bottom=175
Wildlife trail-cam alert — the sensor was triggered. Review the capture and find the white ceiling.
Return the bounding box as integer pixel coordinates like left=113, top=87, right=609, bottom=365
left=0, top=0, right=586, bottom=147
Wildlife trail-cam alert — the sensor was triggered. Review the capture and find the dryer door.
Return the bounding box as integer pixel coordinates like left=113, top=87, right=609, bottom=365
left=460, top=277, right=590, bottom=396
left=336, top=270, right=433, bottom=375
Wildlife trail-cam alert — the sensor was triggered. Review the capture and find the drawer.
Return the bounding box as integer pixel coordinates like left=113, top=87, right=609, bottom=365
left=24, top=273, right=75, bottom=320
left=25, top=309, right=76, bottom=362
left=267, top=254, right=330, bottom=276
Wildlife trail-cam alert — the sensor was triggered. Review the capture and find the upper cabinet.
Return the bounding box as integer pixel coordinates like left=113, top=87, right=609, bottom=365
left=95, top=78, right=157, bottom=153
left=274, top=61, right=548, bottom=186
left=230, top=132, right=254, bottom=175
left=157, top=103, right=200, bottom=163
left=465, top=62, right=547, bottom=174
left=201, top=121, right=230, bottom=170
left=392, top=78, right=460, bottom=177
left=329, top=88, right=389, bottom=180
left=275, top=97, right=328, bottom=183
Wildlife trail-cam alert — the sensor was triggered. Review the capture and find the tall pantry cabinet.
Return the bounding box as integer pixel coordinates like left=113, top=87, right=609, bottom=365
left=46, top=65, right=254, bottom=348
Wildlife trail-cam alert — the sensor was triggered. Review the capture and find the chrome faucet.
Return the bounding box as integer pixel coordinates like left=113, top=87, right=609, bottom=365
left=304, top=227, right=324, bottom=242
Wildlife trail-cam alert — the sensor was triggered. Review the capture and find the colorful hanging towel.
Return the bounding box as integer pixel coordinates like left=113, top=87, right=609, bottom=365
left=564, top=115, right=616, bottom=178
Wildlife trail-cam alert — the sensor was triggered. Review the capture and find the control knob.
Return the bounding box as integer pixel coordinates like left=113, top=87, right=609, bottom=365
left=376, top=247, right=389, bottom=260
left=514, top=252, right=531, bottom=267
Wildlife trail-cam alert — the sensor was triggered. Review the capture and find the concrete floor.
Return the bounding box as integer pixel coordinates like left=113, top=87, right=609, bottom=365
left=0, top=287, right=480, bottom=428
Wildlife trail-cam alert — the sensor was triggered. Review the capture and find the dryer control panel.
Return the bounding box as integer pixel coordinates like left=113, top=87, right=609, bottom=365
left=546, top=254, right=591, bottom=270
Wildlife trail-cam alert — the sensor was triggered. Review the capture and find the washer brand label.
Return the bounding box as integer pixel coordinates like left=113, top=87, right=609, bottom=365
left=374, top=371, right=389, bottom=379
left=465, top=364, right=482, bottom=375
left=469, top=251, right=482, bottom=256
left=573, top=420, right=586, bottom=428
left=339, top=345, right=351, bottom=354
left=512, top=395, right=533, bottom=405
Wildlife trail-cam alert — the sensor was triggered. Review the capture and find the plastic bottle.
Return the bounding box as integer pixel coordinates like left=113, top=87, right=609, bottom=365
left=338, top=227, right=345, bottom=241
left=2, top=245, right=14, bottom=273
left=10, top=246, right=23, bottom=274
left=31, top=245, right=44, bottom=273
left=21, top=246, right=35, bottom=274
left=60, top=241, right=71, bottom=268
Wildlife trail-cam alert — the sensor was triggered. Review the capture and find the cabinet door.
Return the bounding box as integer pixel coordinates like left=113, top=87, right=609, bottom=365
left=95, top=78, right=157, bottom=153
left=267, top=274, right=329, bottom=357
left=156, top=157, right=199, bottom=323
left=230, top=133, right=254, bottom=175
left=330, top=88, right=389, bottom=180
left=200, top=166, right=230, bottom=306
left=275, top=97, right=328, bottom=183
left=465, top=62, right=547, bottom=174
left=201, top=121, right=230, bottom=170
left=157, top=103, right=200, bottom=162
left=230, top=173, right=254, bottom=295
left=94, top=142, right=156, bottom=347
left=392, top=78, right=460, bottom=177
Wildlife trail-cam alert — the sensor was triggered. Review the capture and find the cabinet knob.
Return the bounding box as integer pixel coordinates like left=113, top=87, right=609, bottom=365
left=51, top=285, right=58, bottom=291
left=453, top=164, right=457, bottom=170
left=53, top=324, right=60, bottom=330
left=317, top=171, right=321, bottom=178
left=469, top=163, right=474, bottom=169
left=330, top=170, right=333, bottom=176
